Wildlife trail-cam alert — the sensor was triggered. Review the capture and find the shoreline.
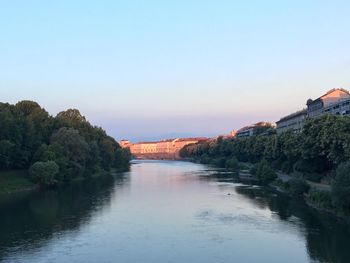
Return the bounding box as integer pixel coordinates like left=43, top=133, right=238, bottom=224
left=0, top=166, right=130, bottom=196
left=185, top=158, right=347, bottom=220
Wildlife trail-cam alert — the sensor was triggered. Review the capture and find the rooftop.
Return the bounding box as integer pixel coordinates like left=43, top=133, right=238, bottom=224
left=307, top=88, right=350, bottom=105
left=276, top=109, right=307, bottom=123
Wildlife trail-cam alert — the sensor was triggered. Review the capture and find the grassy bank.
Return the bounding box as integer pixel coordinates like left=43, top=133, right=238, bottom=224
left=0, top=170, right=37, bottom=195
left=0, top=166, right=130, bottom=195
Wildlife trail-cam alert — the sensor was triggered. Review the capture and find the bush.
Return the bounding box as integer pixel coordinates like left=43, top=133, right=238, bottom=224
left=226, top=157, right=239, bottom=170
left=212, top=157, right=226, bottom=168
left=308, top=190, right=333, bottom=209
left=200, top=154, right=211, bottom=164
left=274, top=178, right=290, bottom=191
left=303, top=172, right=323, bottom=183
left=331, top=161, right=350, bottom=211
left=256, top=159, right=277, bottom=184
left=29, top=161, right=59, bottom=187
left=250, top=164, right=258, bottom=175
left=239, top=163, right=250, bottom=170
left=294, top=159, right=328, bottom=175
left=280, top=161, right=293, bottom=174
left=288, top=178, right=310, bottom=196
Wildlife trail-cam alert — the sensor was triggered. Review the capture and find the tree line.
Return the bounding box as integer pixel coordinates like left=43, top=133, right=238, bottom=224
left=0, top=101, right=130, bottom=186
left=180, top=115, right=350, bottom=212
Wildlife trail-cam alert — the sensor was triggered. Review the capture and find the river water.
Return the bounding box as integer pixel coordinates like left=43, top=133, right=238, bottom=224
left=0, top=160, right=350, bottom=263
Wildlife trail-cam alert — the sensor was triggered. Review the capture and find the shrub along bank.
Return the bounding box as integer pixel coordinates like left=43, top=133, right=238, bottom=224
left=180, top=115, right=350, bottom=216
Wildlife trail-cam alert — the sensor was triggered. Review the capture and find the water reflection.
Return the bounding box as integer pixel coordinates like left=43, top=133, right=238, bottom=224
left=1, top=161, right=350, bottom=263
left=0, top=173, right=129, bottom=260
left=213, top=174, right=350, bottom=263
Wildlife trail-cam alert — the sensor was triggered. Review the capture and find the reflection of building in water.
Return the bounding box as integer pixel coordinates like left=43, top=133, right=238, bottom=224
left=120, top=138, right=208, bottom=159
left=277, top=88, right=350, bottom=134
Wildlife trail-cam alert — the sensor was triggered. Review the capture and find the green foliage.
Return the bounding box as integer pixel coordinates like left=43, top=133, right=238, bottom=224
left=253, top=123, right=275, bottom=136
left=29, top=161, right=59, bottom=186
left=302, top=115, right=350, bottom=166
left=211, top=157, right=226, bottom=168
left=280, top=161, right=293, bottom=174
left=256, top=159, right=277, bottom=184
left=308, top=190, right=333, bottom=209
left=274, top=178, right=290, bottom=191
left=114, top=147, right=132, bottom=170
left=51, top=127, right=89, bottom=178
left=199, top=154, right=211, bottom=164
left=225, top=156, right=239, bottom=170
left=303, top=172, right=323, bottom=183
left=180, top=115, right=350, bottom=184
left=0, top=170, right=35, bottom=194
left=331, top=161, right=350, bottom=211
left=0, top=100, right=131, bottom=185
left=0, top=140, right=15, bottom=168
left=288, top=178, right=310, bottom=196
left=249, top=164, right=258, bottom=175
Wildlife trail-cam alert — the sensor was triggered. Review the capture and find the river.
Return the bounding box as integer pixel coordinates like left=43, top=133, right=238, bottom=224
left=0, top=160, right=350, bottom=263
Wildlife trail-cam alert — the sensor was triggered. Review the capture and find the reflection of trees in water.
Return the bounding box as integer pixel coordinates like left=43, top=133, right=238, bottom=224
left=234, top=182, right=350, bottom=263
left=183, top=171, right=350, bottom=263
left=0, top=174, right=129, bottom=260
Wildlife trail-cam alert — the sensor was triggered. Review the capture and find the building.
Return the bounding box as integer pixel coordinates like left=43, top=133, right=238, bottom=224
left=236, top=125, right=255, bottom=137
left=323, top=98, right=350, bottom=116
left=276, top=109, right=307, bottom=134
left=137, top=142, right=157, bottom=154
left=276, top=88, right=350, bottom=134
left=236, top=122, right=273, bottom=138
left=307, top=88, right=350, bottom=118
left=119, top=140, right=132, bottom=148
left=124, top=137, right=208, bottom=159
left=229, top=130, right=237, bottom=137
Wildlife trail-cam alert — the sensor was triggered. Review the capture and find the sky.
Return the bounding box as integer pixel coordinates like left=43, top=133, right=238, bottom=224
left=1, top=0, right=350, bottom=141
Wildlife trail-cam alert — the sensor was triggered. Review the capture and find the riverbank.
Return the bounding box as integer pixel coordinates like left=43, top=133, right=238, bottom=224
left=0, top=170, right=37, bottom=195
left=0, top=166, right=130, bottom=196
left=188, top=157, right=347, bottom=220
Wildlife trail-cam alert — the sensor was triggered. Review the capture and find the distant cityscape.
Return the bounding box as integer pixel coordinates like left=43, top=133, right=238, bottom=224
left=121, top=88, right=350, bottom=159
left=231, top=88, right=350, bottom=137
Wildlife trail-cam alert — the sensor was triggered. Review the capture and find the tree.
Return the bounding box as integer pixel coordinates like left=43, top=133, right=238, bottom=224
left=0, top=140, right=15, bottom=169
left=256, top=159, right=277, bottom=184
left=226, top=156, right=239, bottom=171
left=29, top=161, right=59, bottom=186
left=56, top=109, right=87, bottom=126
left=0, top=100, right=130, bottom=185
left=331, top=161, right=350, bottom=211
left=288, top=178, right=310, bottom=196
left=51, top=127, right=89, bottom=179
left=15, top=100, right=41, bottom=116
left=99, top=137, right=118, bottom=170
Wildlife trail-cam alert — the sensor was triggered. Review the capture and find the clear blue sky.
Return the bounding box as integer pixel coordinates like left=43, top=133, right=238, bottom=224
left=1, top=0, right=349, bottom=141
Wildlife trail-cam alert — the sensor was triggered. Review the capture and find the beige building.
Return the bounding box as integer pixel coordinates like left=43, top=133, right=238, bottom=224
left=156, top=139, right=174, bottom=153
left=236, top=125, right=255, bottom=137
left=276, top=88, right=350, bottom=134
left=307, top=88, right=350, bottom=118
left=236, top=122, right=273, bottom=137
left=125, top=137, right=208, bottom=159
left=276, top=109, right=307, bottom=134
